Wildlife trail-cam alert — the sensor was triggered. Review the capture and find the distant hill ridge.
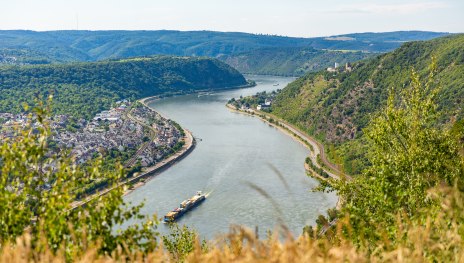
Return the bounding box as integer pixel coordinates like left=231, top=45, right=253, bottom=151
left=0, top=55, right=247, bottom=119
left=0, top=30, right=449, bottom=65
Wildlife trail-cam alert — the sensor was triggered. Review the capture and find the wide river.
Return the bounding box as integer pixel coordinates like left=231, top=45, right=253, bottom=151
left=124, top=75, right=337, bottom=239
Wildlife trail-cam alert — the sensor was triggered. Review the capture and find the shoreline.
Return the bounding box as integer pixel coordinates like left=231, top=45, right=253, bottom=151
left=226, top=103, right=345, bottom=210
left=119, top=83, right=263, bottom=197
left=71, top=98, right=196, bottom=209
left=122, top=97, right=197, bottom=195
left=225, top=104, right=349, bottom=181
left=140, top=82, right=256, bottom=106
left=122, top=126, right=195, bottom=196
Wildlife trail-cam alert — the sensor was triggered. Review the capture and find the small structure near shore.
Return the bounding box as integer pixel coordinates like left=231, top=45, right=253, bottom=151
left=257, top=104, right=271, bottom=111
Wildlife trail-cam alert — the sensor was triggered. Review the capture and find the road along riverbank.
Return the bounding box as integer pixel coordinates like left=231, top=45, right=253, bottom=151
left=226, top=104, right=348, bottom=212
left=226, top=104, right=352, bottom=182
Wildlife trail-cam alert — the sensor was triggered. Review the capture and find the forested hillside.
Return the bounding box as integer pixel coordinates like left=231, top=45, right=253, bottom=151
left=0, top=48, right=55, bottom=65
left=271, top=34, right=464, bottom=174
left=219, top=47, right=374, bottom=76
left=0, top=30, right=448, bottom=65
left=0, top=56, right=247, bottom=119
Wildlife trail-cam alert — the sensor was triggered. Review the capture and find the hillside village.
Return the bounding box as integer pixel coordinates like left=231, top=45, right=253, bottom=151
left=0, top=100, right=183, bottom=169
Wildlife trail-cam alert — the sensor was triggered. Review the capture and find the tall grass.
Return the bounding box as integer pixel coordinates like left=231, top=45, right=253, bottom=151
left=2, top=185, right=463, bottom=262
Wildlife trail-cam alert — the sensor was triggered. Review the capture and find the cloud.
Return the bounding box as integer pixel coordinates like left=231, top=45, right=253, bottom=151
left=334, top=2, right=449, bottom=15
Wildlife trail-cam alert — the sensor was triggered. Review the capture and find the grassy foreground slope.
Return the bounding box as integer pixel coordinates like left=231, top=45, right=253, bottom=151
left=271, top=34, right=464, bottom=174
left=0, top=56, right=247, bottom=119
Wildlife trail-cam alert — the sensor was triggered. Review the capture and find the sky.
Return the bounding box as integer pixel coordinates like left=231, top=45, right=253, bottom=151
left=0, top=0, right=463, bottom=37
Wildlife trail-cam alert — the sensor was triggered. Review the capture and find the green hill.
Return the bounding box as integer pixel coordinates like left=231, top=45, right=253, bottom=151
left=219, top=47, right=374, bottom=76
left=0, top=48, right=55, bottom=65
left=0, top=56, right=247, bottom=119
left=0, top=30, right=448, bottom=65
left=270, top=34, right=464, bottom=175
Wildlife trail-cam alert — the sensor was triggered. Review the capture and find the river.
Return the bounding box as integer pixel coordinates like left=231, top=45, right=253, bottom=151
left=123, top=75, right=337, bottom=239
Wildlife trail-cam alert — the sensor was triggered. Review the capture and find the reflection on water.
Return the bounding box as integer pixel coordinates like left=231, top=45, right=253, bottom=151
left=123, top=75, right=337, bottom=239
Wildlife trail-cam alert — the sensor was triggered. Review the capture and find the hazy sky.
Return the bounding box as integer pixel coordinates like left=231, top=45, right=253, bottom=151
left=1, top=0, right=463, bottom=37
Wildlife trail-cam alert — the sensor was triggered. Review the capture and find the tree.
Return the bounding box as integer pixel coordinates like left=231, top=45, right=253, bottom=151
left=329, top=62, right=464, bottom=244
left=162, top=224, right=207, bottom=262
left=0, top=98, right=159, bottom=259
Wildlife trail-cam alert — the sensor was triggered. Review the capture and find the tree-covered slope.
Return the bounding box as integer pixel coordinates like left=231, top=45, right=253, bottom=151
left=0, top=56, right=247, bottom=119
left=271, top=34, right=464, bottom=174
left=219, top=47, right=374, bottom=76
left=0, top=48, right=56, bottom=65
left=0, top=30, right=448, bottom=65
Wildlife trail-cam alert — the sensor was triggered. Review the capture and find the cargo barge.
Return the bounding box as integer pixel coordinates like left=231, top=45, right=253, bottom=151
left=163, top=191, right=206, bottom=223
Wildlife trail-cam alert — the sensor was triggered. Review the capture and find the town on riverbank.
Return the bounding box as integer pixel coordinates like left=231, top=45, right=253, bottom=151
left=0, top=99, right=194, bottom=199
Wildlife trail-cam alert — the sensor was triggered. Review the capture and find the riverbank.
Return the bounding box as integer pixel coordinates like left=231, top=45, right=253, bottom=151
left=140, top=82, right=256, bottom=106
left=70, top=99, right=196, bottom=209
left=122, top=126, right=195, bottom=196
left=226, top=104, right=351, bottom=181
left=123, top=76, right=338, bottom=238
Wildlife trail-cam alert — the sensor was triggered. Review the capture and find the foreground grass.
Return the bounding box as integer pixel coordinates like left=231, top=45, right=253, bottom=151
left=2, top=197, right=464, bottom=263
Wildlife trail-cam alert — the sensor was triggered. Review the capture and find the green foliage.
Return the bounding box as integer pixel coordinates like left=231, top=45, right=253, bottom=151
left=328, top=64, right=464, bottom=245
left=221, top=47, right=374, bottom=76
left=331, top=139, right=370, bottom=175
left=305, top=156, right=329, bottom=179
left=171, top=141, right=185, bottom=152
left=231, top=90, right=280, bottom=112
left=272, top=34, right=464, bottom=175
left=170, top=121, right=185, bottom=137
left=0, top=30, right=448, bottom=65
left=0, top=99, right=159, bottom=258
left=162, top=224, right=207, bottom=262
left=0, top=48, right=55, bottom=65
left=0, top=56, right=246, bottom=119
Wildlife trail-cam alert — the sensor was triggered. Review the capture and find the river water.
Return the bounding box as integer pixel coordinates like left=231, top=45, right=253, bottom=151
left=123, top=75, right=337, bottom=239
